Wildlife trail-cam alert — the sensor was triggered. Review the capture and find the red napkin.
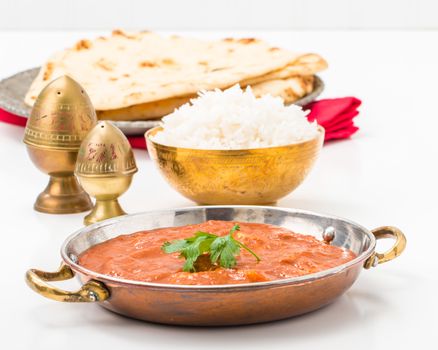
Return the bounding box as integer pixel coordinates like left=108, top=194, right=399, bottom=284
left=305, top=97, right=361, bottom=141
left=128, top=135, right=148, bottom=150
left=0, top=97, right=360, bottom=149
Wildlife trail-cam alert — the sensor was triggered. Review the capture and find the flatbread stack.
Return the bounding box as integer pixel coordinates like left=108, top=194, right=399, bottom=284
left=25, top=30, right=327, bottom=121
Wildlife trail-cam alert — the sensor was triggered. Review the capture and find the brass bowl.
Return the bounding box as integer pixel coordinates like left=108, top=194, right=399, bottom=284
left=145, top=126, right=324, bottom=205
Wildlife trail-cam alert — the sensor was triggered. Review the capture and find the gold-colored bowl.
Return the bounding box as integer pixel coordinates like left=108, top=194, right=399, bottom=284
left=145, top=126, right=324, bottom=205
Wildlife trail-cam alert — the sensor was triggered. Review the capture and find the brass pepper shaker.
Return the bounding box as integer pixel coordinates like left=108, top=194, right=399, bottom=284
left=23, top=75, right=97, bottom=213
left=75, top=121, right=138, bottom=225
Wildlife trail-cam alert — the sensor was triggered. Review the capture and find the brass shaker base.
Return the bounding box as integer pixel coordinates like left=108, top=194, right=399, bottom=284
left=34, top=175, right=93, bottom=214
left=84, top=199, right=127, bottom=226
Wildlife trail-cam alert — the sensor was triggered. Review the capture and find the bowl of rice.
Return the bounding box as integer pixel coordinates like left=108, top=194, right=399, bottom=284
left=145, top=86, right=324, bottom=205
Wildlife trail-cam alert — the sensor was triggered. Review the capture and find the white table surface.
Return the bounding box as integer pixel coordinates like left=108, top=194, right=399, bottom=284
left=0, top=30, right=437, bottom=350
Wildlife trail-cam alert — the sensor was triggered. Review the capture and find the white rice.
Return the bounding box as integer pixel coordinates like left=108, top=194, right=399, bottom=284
left=151, top=85, right=318, bottom=150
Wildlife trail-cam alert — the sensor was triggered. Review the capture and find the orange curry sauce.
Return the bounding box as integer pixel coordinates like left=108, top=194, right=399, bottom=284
left=78, top=220, right=356, bottom=285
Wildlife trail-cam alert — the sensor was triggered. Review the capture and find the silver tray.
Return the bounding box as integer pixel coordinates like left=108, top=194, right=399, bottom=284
left=0, top=68, right=324, bottom=136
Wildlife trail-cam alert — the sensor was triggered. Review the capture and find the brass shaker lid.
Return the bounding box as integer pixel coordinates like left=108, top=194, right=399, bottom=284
left=23, top=75, right=97, bottom=150
left=75, top=121, right=138, bottom=177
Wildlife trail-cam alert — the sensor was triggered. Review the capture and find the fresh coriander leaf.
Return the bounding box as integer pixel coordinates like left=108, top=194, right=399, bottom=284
left=210, top=236, right=227, bottom=264
left=160, top=224, right=261, bottom=272
left=180, top=235, right=213, bottom=272
left=229, top=224, right=240, bottom=235
left=162, top=239, right=189, bottom=253
left=218, top=236, right=240, bottom=268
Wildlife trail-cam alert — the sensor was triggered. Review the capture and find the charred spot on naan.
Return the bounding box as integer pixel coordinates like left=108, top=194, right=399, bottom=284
left=75, top=39, right=92, bottom=50
left=139, top=59, right=175, bottom=68
left=95, top=58, right=116, bottom=71
left=126, top=92, right=143, bottom=100
left=238, top=38, right=258, bottom=44
left=112, top=29, right=124, bottom=36
left=111, top=29, right=138, bottom=40
left=139, top=60, right=157, bottom=68
left=42, top=62, right=54, bottom=81
left=161, top=58, right=175, bottom=65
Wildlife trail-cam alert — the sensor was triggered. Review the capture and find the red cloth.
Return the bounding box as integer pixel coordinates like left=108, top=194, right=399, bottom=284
left=0, top=97, right=360, bottom=149
left=0, top=108, right=27, bottom=127
left=127, top=135, right=147, bottom=149
left=305, top=97, right=361, bottom=141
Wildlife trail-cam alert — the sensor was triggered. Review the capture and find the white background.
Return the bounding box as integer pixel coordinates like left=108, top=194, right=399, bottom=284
left=1, top=2, right=437, bottom=350
left=1, top=29, right=438, bottom=349
left=0, top=0, right=437, bottom=30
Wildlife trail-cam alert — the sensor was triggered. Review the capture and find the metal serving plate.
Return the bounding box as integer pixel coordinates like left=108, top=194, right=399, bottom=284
left=0, top=68, right=324, bottom=136
left=25, top=206, right=406, bottom=326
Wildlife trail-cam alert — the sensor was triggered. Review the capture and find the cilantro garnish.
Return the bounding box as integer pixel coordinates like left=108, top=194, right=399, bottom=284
left=161, top=224, right=261, bottom=272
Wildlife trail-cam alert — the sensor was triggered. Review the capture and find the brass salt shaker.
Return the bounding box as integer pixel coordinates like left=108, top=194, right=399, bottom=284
left=23, top=75, right=97, bottom=213
left=75, top=121, right=138, bottom=225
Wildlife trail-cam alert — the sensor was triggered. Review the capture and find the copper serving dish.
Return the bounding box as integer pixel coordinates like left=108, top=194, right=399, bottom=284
left=25, top=206, right=406, bottom=326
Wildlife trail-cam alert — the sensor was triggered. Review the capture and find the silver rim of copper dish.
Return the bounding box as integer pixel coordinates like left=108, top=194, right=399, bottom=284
left=60, top=205, right=376, bottom=291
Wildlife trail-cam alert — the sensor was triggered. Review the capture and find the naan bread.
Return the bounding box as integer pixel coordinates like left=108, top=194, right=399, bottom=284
left=251, top=75, right=315, bottom=104
left=25, top=30, right=327, bottom=115
left=97, top=95, right=192, bottom=121
left=241, top=55, right=325, bottom=86
left=96, top=76, right=315, bottom=121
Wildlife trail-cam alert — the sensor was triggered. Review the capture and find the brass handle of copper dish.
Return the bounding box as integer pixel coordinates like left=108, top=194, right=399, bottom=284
left=25, top=263, right=110, bottom=302
left=364, top=226, right=407, bottom=269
